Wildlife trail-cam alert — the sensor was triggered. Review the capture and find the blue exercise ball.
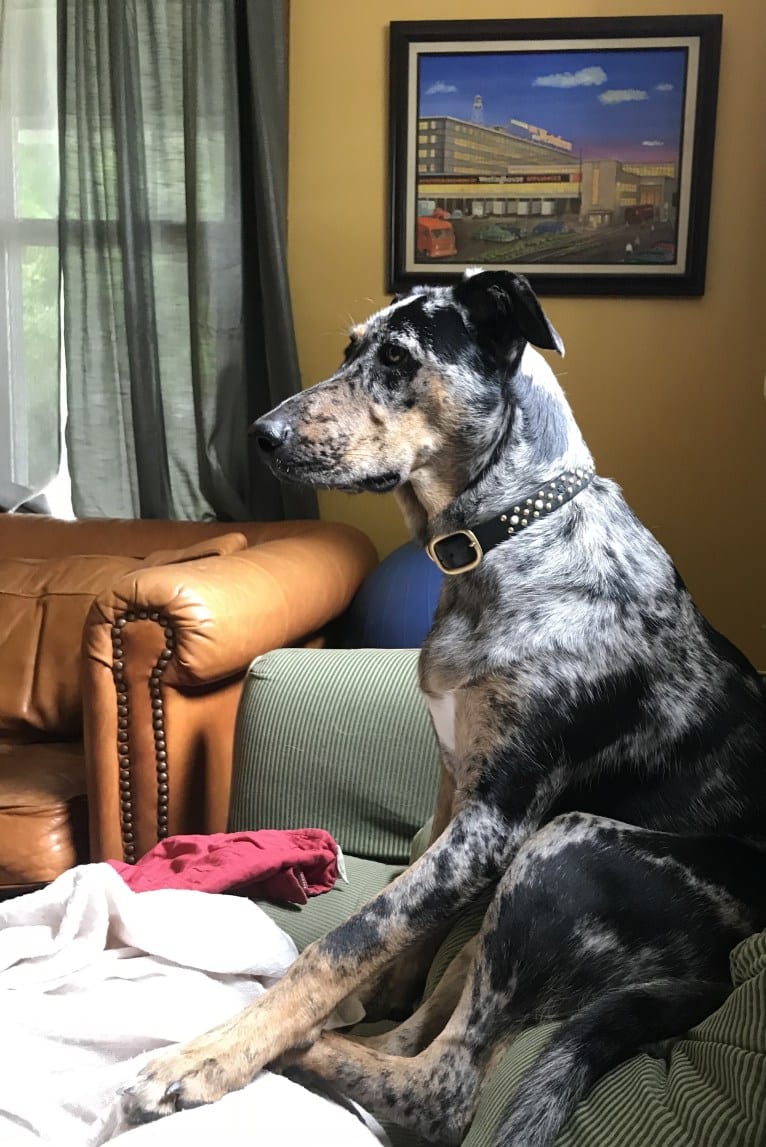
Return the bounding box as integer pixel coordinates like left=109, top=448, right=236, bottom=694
left=346, top=541, right=444, bottom=648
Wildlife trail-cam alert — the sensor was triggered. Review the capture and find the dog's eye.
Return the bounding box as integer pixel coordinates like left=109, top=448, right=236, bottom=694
left=378, top=343, right=411, bottom=368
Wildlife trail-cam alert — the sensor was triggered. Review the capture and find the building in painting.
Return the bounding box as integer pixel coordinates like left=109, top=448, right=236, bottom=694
left=416, top=116, right=678, bottom=227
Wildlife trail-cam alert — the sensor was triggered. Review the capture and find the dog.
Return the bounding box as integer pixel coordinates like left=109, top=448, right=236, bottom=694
left=124, top=270, right=766, bottom=1146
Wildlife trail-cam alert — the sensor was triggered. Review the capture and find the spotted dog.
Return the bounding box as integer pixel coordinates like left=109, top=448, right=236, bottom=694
left=124, top=271, right=766, bottom=1146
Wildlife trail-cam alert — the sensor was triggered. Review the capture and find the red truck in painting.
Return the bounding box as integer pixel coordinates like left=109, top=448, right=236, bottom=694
left=416, top=214, right=457, bottom=259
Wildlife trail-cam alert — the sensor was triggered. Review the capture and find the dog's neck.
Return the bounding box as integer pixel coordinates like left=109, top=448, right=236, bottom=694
left=399, top=346, right=594, bottom=546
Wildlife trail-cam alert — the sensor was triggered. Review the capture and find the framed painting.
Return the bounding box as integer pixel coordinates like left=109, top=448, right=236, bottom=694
left=388, top=16, right=722, bottom=296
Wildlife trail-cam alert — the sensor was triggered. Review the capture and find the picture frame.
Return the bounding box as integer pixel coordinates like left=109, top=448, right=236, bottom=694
left=388, top=16, right=722, bottom=297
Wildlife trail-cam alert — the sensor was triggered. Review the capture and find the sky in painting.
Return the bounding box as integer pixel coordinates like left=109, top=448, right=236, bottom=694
left=418, top=48, right=687, bottom=164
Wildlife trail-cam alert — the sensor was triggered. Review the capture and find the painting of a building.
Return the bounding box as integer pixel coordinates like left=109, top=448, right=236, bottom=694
left=416, top=115, right=677, bottom=227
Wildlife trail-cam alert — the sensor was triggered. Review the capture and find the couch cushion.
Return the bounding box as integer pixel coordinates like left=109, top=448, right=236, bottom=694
left=0, top=741, right=88, bottom=885
left=229, top=648, right=440, bottom=865
left=260, top=854, right=405, bottom=953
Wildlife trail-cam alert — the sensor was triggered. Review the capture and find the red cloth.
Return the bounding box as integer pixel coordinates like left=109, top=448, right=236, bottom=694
left=108, top=829, right=339, bottom=904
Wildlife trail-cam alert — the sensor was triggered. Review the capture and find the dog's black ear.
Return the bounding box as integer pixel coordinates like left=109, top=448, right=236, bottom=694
left=454, top=270, right=564, bottom=357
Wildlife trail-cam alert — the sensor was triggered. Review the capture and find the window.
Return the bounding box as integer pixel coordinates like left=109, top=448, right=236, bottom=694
left=0, top=0, right=69, bottom=512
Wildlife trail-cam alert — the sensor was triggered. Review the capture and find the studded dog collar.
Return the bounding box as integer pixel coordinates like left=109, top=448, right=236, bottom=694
left=426, top=464, right=596, bottom=575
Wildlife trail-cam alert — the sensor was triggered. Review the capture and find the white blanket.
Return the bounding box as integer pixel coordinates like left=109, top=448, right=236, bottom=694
left=0, top=864, right=386, bottom=1146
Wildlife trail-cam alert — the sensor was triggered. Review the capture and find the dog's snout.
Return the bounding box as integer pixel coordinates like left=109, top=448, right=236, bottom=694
left=251, top=415, right=293, bottom=454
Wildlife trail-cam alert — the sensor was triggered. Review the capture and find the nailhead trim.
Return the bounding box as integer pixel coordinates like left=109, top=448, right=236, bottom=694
left=111, top=611, right=176, bottom=863
left=502, top=466, right=595, bottom=536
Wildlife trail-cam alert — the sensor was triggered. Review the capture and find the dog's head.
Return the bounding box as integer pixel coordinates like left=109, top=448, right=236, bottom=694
left=252, top=270, right=564, bottom=507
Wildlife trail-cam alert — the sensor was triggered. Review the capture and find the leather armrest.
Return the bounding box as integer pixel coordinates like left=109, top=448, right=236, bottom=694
left=82, top=522, right=377, bottom=863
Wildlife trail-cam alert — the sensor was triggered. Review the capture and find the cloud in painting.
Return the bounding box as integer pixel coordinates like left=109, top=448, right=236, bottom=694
left=642, top=139, right=665, bottom=147
left=425, top=81, right=458, bottom=95
left=599, top=89, right=649, bottom=105
left=655, top=82, right=674, bottom=92
left=533, top=66, right=607, bottom=89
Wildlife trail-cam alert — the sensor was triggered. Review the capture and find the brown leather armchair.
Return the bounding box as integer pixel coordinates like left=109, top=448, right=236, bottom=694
left=0, top=515, right=377, bottom=893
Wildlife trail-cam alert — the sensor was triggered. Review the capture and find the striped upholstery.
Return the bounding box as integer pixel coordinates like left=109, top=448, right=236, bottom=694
left=258, top=854, right=405, bottom=954
left=229, top=647, right=440, bottom=864
left=464, top=929, right=766, bottom=1147
left=229, top=647, right=766, bottom=1146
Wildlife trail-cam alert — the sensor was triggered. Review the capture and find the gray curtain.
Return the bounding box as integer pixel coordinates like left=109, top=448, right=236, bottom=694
left=59, top=0, right=316, bottom=521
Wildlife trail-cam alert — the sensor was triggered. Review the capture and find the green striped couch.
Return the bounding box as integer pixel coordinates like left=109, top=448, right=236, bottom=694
left=229, top=648, right=766, bottom=1147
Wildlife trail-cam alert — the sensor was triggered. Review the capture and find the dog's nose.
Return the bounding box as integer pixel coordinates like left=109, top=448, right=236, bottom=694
left=250, top=416, right=293, bottom=454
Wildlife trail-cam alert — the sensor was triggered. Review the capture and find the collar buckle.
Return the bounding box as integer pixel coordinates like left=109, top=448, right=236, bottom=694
left=426, top=529, right=483, bottom=575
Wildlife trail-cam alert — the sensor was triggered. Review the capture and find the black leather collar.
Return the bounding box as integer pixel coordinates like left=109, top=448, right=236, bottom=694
left=426, top=464, right=596, bottom=575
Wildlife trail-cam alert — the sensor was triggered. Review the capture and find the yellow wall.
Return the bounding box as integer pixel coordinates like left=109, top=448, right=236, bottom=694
left=288, top=0, right=766, bottom=667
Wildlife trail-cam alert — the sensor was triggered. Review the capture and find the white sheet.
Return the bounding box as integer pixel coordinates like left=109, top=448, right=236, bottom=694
left=0, top=864, right=386, bottom=1146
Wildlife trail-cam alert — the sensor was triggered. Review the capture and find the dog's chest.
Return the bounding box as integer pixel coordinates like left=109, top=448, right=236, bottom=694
left=424, top=690, right=457, bottom=754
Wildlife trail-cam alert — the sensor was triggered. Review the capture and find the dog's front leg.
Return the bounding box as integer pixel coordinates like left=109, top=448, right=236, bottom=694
left=363, top=767, right=457, bottom=1018
left=122, top=803, right=511, bottom=1124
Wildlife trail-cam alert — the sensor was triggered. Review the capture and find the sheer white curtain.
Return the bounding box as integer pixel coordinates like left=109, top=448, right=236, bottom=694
left=0, top=0, right=70, bottom=514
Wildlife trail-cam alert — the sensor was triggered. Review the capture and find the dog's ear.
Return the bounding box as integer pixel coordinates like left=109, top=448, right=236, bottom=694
left=454, top=270, right=565, bottom=357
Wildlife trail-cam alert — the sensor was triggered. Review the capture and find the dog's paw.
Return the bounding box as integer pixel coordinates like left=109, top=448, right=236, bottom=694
left=121, top=1042, right=252, bottom=1124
